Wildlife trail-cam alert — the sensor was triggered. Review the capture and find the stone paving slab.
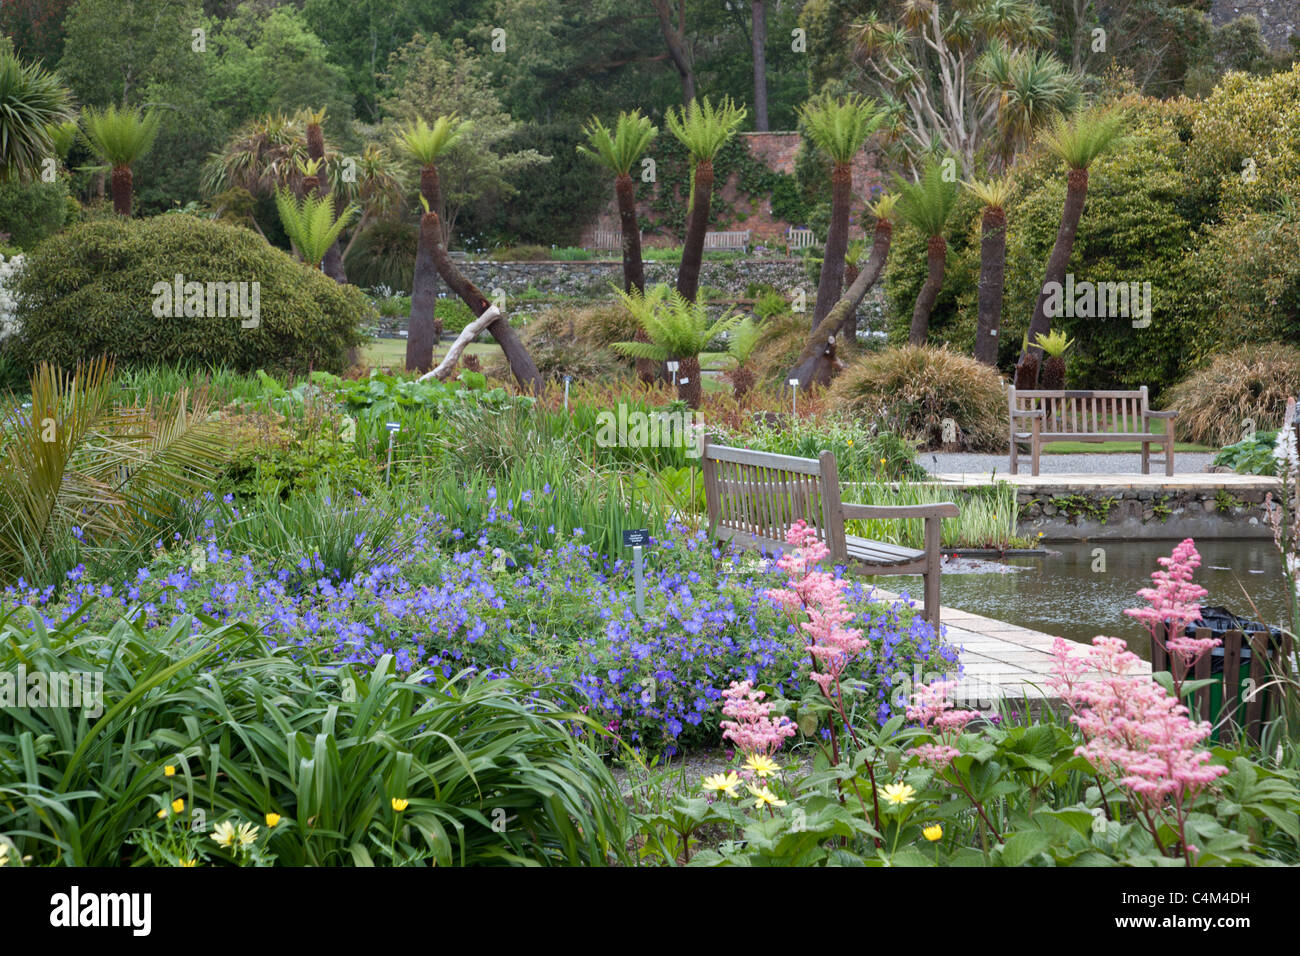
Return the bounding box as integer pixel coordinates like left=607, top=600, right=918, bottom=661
left=870, top=586, right=1150, bottom=709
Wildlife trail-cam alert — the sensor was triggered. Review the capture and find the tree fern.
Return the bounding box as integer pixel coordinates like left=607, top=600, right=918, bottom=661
left=275, top=189, right=358, bottom=268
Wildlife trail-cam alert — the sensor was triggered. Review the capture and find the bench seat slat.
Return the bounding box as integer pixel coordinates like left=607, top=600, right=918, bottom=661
left=844, top=536, right=925, bottom=564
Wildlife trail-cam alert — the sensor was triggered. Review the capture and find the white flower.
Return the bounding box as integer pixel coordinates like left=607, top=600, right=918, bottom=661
left=1273, top=424, right=1299, bottom=476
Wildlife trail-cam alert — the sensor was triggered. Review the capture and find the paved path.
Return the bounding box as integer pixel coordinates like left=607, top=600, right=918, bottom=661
left=871, top=587, right=1150, bottom=710
left=923, top=451, right=1215, bottom=476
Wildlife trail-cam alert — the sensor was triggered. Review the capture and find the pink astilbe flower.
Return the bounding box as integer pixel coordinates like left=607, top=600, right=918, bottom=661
left=719, top=680, right=796, bottom=757
left=904, top=678, right=981, bottom=770
left=1124, top=538, right=1218, bottom=671
left=1050, top=635, right=1227, bottom=859
left=765, top=520, right=867, bottom=701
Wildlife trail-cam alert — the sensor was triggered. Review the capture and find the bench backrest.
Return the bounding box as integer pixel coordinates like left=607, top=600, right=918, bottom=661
left=1008, top=385, right=1151, bottom=435
left=703, top=231, right=751, bottom=250
left=787, top=228, right=816, bottom=250
left=701, top=440, right=845, bottom=560
left=590, top=227, right=639, bottom=251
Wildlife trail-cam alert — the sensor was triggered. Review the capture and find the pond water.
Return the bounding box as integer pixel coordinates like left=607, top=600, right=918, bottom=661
left=874, top=540, right=1291, bottom=659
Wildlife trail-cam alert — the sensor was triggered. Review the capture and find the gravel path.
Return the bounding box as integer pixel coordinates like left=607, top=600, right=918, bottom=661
left=921, top=452, right=1216, bottom=477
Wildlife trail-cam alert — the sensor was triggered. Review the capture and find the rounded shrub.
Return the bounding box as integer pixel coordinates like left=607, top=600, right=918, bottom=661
left=828, top=344, right=1006, bottom=451
left=8, top=215, right=368, bottom=374
left=1165, top=343, right=1300, bottom=447
left=0, top=176, right=69, bottom=249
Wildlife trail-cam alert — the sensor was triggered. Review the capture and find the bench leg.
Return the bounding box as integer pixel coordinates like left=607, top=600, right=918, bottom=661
left=923, top=516, right=941, bottom=630
left=1009, top=440, right=1018, bottom=475
left=1031, top=437, right=1040, bottom=477
left=1141, top=442, right=1150, bottom=475
left=1165, top=437, right=1174, bottom=477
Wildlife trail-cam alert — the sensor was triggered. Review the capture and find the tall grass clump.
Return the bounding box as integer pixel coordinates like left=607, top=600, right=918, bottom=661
left=1165, top=343, right=1300, bottom=448
left=828, top=345, right=1007, bottom=452
left=842, top=480, right=1026, bottom=550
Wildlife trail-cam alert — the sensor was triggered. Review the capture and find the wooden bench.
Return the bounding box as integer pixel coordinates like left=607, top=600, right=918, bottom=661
left=1008, top=386, right=1177, bottom=477
left=787, top=227, right=816, bottom=250
left=701, top=440, right=958, bottom=627
left=588, top=227, right=640, bottom=253
left=703, top=230, right=751, bottom=253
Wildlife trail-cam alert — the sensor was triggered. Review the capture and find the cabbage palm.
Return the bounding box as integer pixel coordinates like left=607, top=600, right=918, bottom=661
left=201, top=113, right=305, bottom=198
left=896, top=159, right=959, bottom=344
left=275, top=189, right=358, bottom=269
left=1017, top=109, right=1124, bottom=382
left=613, top=284, right=741, bottom=408
left=965, top=175, right=1014, bottom=365
left=0, top=357, right=228, bottom=588
left=800, top=93, right=886, bottom=327
left=577, top=111, right=658, bottom=295
left=79, top=105, right=162, bottom=216
left=665, top=97, right=747, bottom=302
left=394, top=115, right=470, bottom=373
left=334, top=145, right=407, bottom=258
left=0, top=53, right=73, bottom=182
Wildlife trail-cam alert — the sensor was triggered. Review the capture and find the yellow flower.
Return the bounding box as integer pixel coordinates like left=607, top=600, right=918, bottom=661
left=164, top=765, right=176, bottom=777
left=265, top=812, right=281, bottom=828
left=846, top=440, right=853, bottom=447
left=744, top=753, right=780, bottom=778
left=178, top=857, right=197, bottom=867
left=391, top=797, right=409, bottom=812
left=0, top=843, right=9, bottom=867
left=702, top=771, right=741, bottom=798
left=171, top=798, right=185, bottom=814
left=156, top=809, right=167, bottom=819
left=880, top=458, right=887, bottom=466
left=881, top=782, right=916, bottom=806
left=210, top=821, right=237, bottom=848
left=923, top=823, right=943, bottom=842
left=747, top=785, right=787, bottom=809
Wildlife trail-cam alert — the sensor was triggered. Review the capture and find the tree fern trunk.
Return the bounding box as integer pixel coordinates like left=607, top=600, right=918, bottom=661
left=677, top=160, right=713, bottom=302
left=406, top=212, right=439, bottom=373
left=812, top=161, right=851, bottom=327
left=111, top=166, right=132, bottom=216
left=908, top=235, right=946, bottom=346
left=974, top=206, right=1006, bottom=366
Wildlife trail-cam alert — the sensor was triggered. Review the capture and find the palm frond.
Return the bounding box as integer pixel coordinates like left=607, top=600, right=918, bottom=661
left=798, top=93, right=885, bottom=165
left=0, top=52, right=73, bottom=181
left=394, top=115, right=470, bottom=167
left=665, top=97, right=747, bottom=163
left=1039, top=108, right=1125, bottom=170
left=80, top=104, right=162, bottom=169
left=893, top=158, right=959, bottom=236
left=275, top=189, right=359, bottom=267
left=577, top=111, right=658, bottom=177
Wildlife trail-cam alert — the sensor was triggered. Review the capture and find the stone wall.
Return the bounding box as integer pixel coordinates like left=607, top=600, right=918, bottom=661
left=1017, top=484, right=1279, bottom=540
left=582, top=131, right=883, bottom=247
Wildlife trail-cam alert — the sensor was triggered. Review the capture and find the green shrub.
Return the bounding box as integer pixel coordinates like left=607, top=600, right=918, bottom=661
left=0, top=175, right=69, bottom=249
left=1166, top=343, right=1300, bottom=447
left=828, top=345, right=1007, bottom=451
left=343, top=218, right=417, bottom=291
left=490, top=244, right=552, bottom=262
left=8, top=215, right=368, bottom=375
left=1213, top=431, right=1279, bottom=476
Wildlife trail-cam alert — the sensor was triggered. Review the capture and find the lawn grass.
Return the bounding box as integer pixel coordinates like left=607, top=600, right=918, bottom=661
left=1040, top=418, right=1210, bottom=454
left=362, top=337, right=504, bottom=370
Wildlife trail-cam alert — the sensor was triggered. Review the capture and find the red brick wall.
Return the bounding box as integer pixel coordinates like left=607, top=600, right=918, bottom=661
left=582, top=131, right=884, bottom=249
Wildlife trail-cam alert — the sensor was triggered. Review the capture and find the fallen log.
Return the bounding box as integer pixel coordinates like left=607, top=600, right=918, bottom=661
left=417, top=306, right=501, bottom=383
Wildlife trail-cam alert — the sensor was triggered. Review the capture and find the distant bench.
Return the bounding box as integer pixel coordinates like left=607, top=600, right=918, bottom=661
left=589, top=227, right=641, bottom=253
left=787, top=227, right=816, bottom=250
left=703, top=230, right=751, bottom=253
left=1009, top=385, right=1177, bottom=476
left=701, top=440, right=958, bottom=628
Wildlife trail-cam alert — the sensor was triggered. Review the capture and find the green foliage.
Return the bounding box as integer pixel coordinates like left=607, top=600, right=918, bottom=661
left=344, top=218, right=417, bottom=290
left=798, top=92, right=884, bottom=165
left=1213, top=432, right=1280, bottom=477
left=274, top=188, right=358, bottom=267
left=0, top=51, right=74, bottom=181
left=394, top=114, right=469, bottom=166
left=79, top=104, right=161, bottom=169
left=577, top=110, right=657, bottom=177
left=894, top=158, right=960, bottom=238
left=1166, top=343, right=1300, bottom=447
left=665, top=96, right=747, bottom=164
left=7, top=215, right=367, bottom=374
left=0, top=611, right=628, bottom=866
left=1033, top=329, right=1073, bottom=358
left=0, top=174, right=69, bottom=247
left=613, top=284, right=741, bottom=361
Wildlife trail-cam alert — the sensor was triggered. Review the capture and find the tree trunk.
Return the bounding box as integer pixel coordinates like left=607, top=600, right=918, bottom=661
left=426, top=211, right=543, bottom=394
left=789, top=220, right=892, bottom=389
left=677, top=353, right=703, bottom=408
left=652, top=0, right=696, bottom=106
left=307, top=120, right=347, bottom=284
left=677, top=160, right=714, bottom=302
left=616, top=172, right=656, bottom=385
left=751, top=0, right=769, bottom=132
left=812, top=161, right=852, bottom=327
left=1022, top=167, right=1087, bottom=361
left=908, top=234, right=947, bottom=346
left=407, top=212, right=440, bottom=373
left=111, top=166, right=132, bottom=216
left=973, top=206, right=1006, bottom=366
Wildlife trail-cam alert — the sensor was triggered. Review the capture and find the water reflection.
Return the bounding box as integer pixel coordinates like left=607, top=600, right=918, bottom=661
left=874, top=540, right=1289, bottom=659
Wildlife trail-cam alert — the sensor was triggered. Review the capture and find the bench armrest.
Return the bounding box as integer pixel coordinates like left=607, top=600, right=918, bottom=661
left=1010, top=409, right=1044, bottom=419
left=1144, top=410, right=1178, bottom=419
left=841, top=502, right=960, bottom=521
